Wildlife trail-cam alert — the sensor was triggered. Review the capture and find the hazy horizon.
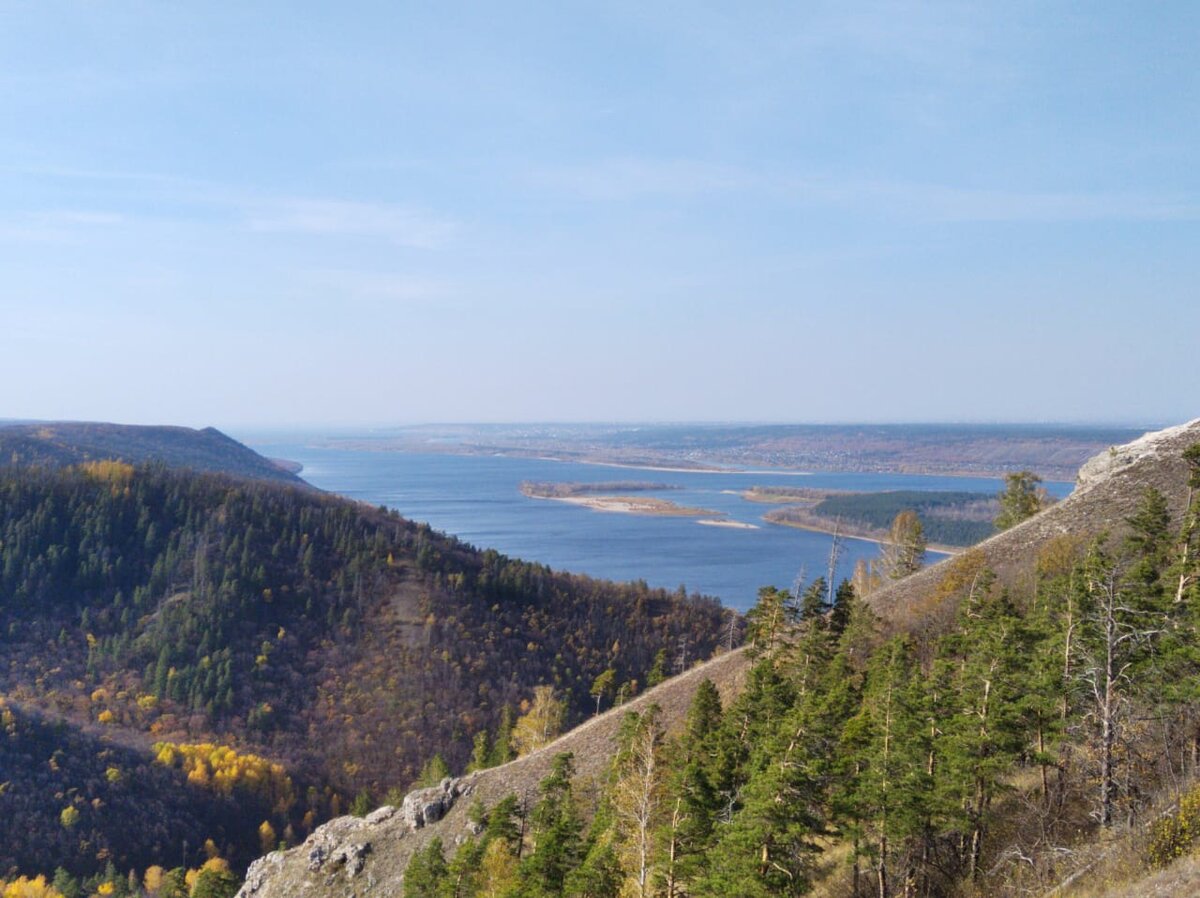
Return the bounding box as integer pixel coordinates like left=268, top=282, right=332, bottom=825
left=0, top=415, right=1176, bottom=433
left=3, top=4, right=1197, bottom=426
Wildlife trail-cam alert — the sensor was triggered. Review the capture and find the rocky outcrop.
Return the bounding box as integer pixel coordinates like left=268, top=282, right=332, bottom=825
left=400, top=778, right=462, bottom=829
left=238, top=778, right=468, bottom=897
left=869, top=418, right=1200, bottom=625
left=234, top=647, right=750, bottom=898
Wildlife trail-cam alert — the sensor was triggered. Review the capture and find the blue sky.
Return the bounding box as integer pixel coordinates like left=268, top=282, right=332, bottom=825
left=2, top=2, right=1196, bottom=427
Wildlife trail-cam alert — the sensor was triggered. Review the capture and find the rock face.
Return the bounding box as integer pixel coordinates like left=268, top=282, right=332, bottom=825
left=234, top=647, right=751, bottom=898
left=401, top=779, right=461, bottom=829
left=237, top=779, right=467, bottom=897
left=1076, top=419, right=1200, bottom=490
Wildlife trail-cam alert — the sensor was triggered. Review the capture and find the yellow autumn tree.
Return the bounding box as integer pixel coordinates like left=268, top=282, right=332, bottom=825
left=477, top=839, right=519, bottom=898
left=0, top=875, right=65, bottom=898
left=511, top=685, right=565, bottom=756
left=142, top=866, right=165, bottom=894
left=259, top=820, right=277, bottom=854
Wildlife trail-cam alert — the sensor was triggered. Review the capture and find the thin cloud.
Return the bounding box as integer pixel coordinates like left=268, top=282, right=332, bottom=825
left=6, top=166, right=457, bottom=248
left=531, top=157, right=754, bottom=201
left=533, top=155, right=1198, bottom=222
left=0, top=209, right=126, bottom=243
left=799, top=178, right=1200, bottom=223
left=245, top=199, right=455, bottom=248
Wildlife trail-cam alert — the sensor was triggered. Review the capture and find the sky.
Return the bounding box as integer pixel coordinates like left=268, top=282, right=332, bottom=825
left=1, top=2, right=1197, bottom=428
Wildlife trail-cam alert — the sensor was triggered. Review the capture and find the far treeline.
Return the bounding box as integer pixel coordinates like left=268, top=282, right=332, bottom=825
left=407, top=445, right=1200, bottom=898
left=769, top=472, right=1055, bottom=548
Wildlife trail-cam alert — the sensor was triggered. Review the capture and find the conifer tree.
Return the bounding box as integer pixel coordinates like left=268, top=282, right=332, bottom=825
left=840, top=637, right=928, bottom=898
left=403, top=837, right=448, bottom=898
left=657, top=681, right=723, bottom=896
left=745, top=586, right=796, bottom=656
left=519, top=754, right=584, bottom=896
left=994, top=471, right=1046, bottom=531
left=940, top=588, right=1029, bottom=880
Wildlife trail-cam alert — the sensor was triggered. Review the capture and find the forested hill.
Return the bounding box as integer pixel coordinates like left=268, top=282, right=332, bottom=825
left=0, top=462, right=730, bottom=882
left=0, top=421, right=306, bottom=486
left=237, top=419, right=1200, bottom=898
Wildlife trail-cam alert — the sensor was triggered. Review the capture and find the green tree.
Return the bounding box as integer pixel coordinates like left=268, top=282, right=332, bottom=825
left=158, top=868, right=189, bottom=898
left=994, top=471, right=1046, bottom=531
left=489, top=705, right=517, bottom=767
left=840, top=637, right=929, bottom=898
left=939, top=588, right=1029, bottom=881
left=413, top=754, right=451, bottom=789
left=190, top=868, right=241, bottom=898
left=564, top=838, right=623, bottom=898
left=590, top=668, right=617, bottom=717
left=468, top=730, right=493, bottom=773
left=403, top=837, right=449, bottom=898
left=519, top=753, right=584, bottom=896
left=744, top=586, right=796, bottom=656
left=52, top=868, right=81, bottom=898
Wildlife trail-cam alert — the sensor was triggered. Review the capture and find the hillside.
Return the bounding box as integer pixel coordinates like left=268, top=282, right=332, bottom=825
left=234, top=418, right=1200, bottom=898
left=0, top=421, right=307, bottom=486
left=868, top=417, right=1200, bottom=627
left=0, top=462, right=731, bottom=882
left=238, top=646, right=752, bottom=898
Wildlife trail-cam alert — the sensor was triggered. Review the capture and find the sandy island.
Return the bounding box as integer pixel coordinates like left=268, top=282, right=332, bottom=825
left=520, top=480, right=722, bottom=517
left=540, top=494, right=722, bottom=517
left=697, top=519, right=759, bottom=529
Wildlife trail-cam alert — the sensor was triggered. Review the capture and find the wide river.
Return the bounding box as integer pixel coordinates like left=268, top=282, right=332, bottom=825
left=240, top=435, right=1073, bottom=612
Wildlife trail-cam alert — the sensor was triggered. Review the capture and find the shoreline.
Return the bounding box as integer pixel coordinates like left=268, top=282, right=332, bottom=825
left=763, top=515, right=960, bottom=556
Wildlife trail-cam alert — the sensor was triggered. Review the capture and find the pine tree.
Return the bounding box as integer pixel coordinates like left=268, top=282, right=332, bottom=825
left=840, top=637, right=928, bottom=898
left=403, top=837, right=448, bottom=898
left=519, top=753, right=584, bottom=896
left=939, top=588, right=1029, bottom=881
left=190, top=868, right=240, bottom=898
left=490, top=705, right=517, bottom=767
left=745, top=586, right=796, bottom=656
left=563, top=837, right=623, bottom=898
left=657, top=681, right=723, bottom=896
left=694, top=699, right=825, bottom=898
left=994, top=471, right=1046, bottom=531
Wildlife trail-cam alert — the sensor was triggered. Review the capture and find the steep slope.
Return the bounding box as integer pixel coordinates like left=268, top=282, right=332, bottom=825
left=868, top=418, right=1200, bottom=627
left=0, top=698, right=271, bottom=878
left=237, top=645, right=752, bottom=898
left=0, top=420, right=307, bottom=486
left=0, top=463, right=730, bottom=880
